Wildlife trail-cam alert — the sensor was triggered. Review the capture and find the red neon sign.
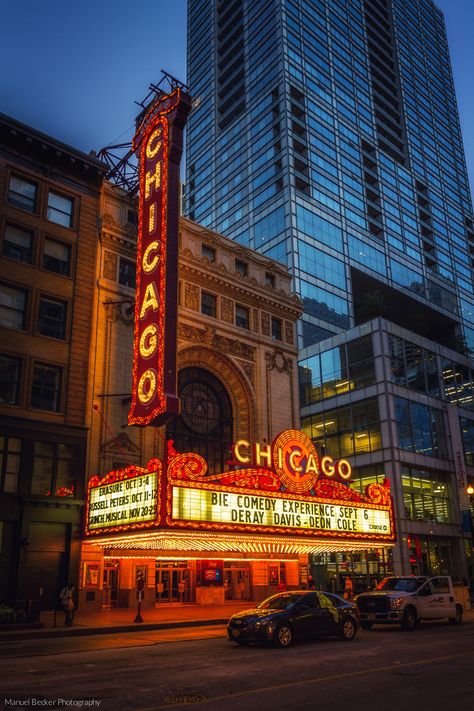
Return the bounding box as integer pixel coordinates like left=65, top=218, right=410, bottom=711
left=128, top=88, right=191, bottom=427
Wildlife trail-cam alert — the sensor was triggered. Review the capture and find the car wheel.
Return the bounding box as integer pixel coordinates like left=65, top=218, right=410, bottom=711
left=401, top=607, right=417, bottom=631
left=339, top=616, right=357, bottom=641
left=448, top=604, right=463, bottom=625
left=274, top=624, right=293, bottom=648
left=360, top=621, right=373, bottom=630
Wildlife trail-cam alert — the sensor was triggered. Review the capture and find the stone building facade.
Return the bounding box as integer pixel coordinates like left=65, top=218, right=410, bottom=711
left=81, top=183, right=302, bottom=608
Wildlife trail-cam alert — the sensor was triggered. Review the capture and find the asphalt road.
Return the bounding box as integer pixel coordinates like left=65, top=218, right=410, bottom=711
left=1, top=619, right=474, bottom=711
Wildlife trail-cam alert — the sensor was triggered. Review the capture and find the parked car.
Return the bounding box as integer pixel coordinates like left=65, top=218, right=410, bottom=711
left=227, top=590, right=359, bottom=648
left=355, top=575, right=463, bottom=630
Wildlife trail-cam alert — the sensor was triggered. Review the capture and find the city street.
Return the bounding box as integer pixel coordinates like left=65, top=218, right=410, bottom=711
left=2, top=617, right=474, bottom=711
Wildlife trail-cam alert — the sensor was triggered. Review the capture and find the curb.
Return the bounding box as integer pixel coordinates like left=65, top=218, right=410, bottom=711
left=0, top=617, right=229, bottom=641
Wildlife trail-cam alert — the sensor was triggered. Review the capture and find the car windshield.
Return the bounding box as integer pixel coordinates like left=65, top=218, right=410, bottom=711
left=257, top=593, right=301, bottom=610
left=375, top=577, right=425, bottom=592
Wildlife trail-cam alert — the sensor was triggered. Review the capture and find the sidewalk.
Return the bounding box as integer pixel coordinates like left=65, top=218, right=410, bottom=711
left=0, top=601, right=253, bottom=641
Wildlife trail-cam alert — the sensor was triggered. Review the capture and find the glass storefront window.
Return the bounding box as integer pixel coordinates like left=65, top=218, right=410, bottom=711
left=406, top=535, right=456, bottom=577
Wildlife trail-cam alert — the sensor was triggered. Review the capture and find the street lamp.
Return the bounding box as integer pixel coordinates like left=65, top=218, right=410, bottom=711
left=467, top=484, right=474, bottom=496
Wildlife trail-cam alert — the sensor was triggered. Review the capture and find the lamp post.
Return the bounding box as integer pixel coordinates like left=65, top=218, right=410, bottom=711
left=467, top=484, right=474, bottom=496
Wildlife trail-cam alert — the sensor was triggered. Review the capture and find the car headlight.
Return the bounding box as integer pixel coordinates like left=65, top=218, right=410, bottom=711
left=390, top=598, right=403, bottom=610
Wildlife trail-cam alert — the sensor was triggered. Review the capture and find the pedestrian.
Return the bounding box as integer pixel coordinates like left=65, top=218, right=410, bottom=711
left=307, top=575, right=315, bottom=590
left=59, top=583, right=75, bottom=626
left=344, top=575, right=354, bottom=600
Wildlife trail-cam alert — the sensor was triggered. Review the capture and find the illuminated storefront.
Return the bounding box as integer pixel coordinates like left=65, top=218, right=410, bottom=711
left=80, top=430, right=395, bottom=607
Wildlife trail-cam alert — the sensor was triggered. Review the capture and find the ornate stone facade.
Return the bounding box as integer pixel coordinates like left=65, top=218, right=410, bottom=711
left=87, top=191, right=303, bottom=481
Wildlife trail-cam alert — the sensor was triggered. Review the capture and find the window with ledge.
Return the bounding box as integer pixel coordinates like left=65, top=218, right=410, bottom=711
left=0, top=354, right=21, bottom=405
left=3, top=224, right=34, bottom=263
left=202, top=244, right=216, bottom=262
left=235, top=259, right=248, bottom=277
left=119, top=257, right=136, bottom=288
left=31, top=363, right=62, bottom=412
left=0, top=436, right=21, bottom=493
left=271, top=317, right=282, bottom=340
left=236, top=304, right=249, bottom=329
left=31, top=442, right=77, bottom=497
left=38, top=296, right=67, bottom=340
left=201, top=291, right=217, bottom=318
left=43, top=238, right=71, bottom=276
left=0, top=284, right=27, bottom=330
left=265, top=272, right=275, bottom=288
left=8, top=174, right=37, bottom=212
left=127, top=209, right=138, bottom=226
left=47, top=191, right=73, bottom=227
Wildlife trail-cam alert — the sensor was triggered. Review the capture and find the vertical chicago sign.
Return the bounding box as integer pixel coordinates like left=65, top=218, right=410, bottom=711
left=128, top=88, right=191, bottom=427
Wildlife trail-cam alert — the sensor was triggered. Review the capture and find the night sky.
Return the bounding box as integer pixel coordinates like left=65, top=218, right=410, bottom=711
left=1, top=0, right=473, bottom=199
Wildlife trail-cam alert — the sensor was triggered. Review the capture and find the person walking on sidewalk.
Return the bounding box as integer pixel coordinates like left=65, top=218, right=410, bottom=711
left=59, top=583, right=75, bottom=627
left=343, top=575, right=354, bottom=601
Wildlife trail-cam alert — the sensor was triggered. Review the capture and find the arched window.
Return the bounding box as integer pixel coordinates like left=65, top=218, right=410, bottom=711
left=166, top=367, right=233, bottom=474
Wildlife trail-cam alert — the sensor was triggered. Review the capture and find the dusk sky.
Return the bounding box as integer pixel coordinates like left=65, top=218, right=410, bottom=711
left=1, top=0, right=473, bottom=199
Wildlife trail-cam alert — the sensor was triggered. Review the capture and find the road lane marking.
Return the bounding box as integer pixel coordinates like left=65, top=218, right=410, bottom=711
left=151, top=649, right=474, bottom=708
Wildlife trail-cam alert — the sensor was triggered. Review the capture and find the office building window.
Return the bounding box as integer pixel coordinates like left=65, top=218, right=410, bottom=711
left=401, top=467, right=452, bottom=524
left=31, top=363, right=62, bottom=412
left=31, top=442, right=76, bottom=497
left=119, top=257, right=136, bottom=288
left=47, top=191, right=73, bottom=227
left=395, top=397, right=449, bottom=459
left=3, top=224, right=34, bottom=263
left=299, top=336, right=374, bottom=405
left=389, top=336, right=440, bottom=397
left=235, top=259, right=248, bottom=277
left=236, top=305, right=249, bottom=329
left=271, top=317, right=282, bottom=340
left=38, top=297, right=67, bottom=340
left=201, top=291, right=217, bottom=318
left=0, top=283, right=27, bottom=330
left=441, top=359, right=474, bottom=410
left=349, top=464, right=386, bottom=495
left=202, top=244, right=216, bottom=262
left=8, top=174, right=37, bottom=212
left=0, top=354, right=21, bottom=405
left=461, top=417, right=474, bottom=466
left=0, top=436, right=21, bottom=493
left=43, top=238, right=71, bottom=276
left=302, top=398, right=381, bottom=457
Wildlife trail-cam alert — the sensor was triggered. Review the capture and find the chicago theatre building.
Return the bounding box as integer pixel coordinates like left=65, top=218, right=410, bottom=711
left=81, top=196, right=397, bottom=608
left=79, top=89, right=397, bottom=610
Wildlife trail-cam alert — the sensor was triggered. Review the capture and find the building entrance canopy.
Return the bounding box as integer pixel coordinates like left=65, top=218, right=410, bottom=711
left=84, top=429, right=396, bottom=555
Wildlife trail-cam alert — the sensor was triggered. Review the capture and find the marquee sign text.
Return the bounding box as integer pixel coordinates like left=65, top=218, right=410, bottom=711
left=171, top=485, right=393, bottom=539
left=128, top=88, right=191, bottom=426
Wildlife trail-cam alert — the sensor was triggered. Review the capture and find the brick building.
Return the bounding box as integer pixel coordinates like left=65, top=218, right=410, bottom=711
left=0, top=114, right=106, bottom=608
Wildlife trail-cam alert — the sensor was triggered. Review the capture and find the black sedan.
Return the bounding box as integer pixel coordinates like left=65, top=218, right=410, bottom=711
left=227, top=590, right=359, bottom=648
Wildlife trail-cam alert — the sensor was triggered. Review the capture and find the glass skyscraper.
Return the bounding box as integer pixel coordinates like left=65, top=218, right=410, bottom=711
left=186, top=0, right=474, bottom=584
left=186, top=0, right=473, bottom=351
